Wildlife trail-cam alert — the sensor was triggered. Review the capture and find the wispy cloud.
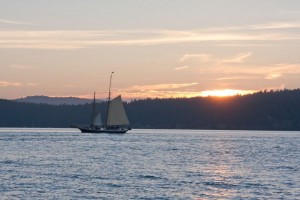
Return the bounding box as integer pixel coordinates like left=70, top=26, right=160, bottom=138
left=179, top=50, right=300, bottom=82
left=265, top=73, right=282, bottom=80
left=249, top=22, right=300, bottom=30
left=0, top=19, right=33, bottom=25
left=180, top=54, right=212, bottom=62
left=213, top=63, right=300, bottom=80
left=174, top=66, right=189, bottom=70
left=123, top=90, right=201, bottom=99
left=179, top=52, right=300, bottom=81
left=129, top=82, right=198, bottom=91
left=0, top=81, right=21, bottom=87
left=215, top=76, right=256, bottom=81
left=179, top=52, right=252, bottom=67
left=115, top=82, right=199, bottom=99
left=117, top=83, right=257, bottom=99
left=0, top=80, right=38, bottom=87
left=0, top=27, right=298, bottom=50
left=202, top=22, right=300, bottom=32
left=220, top=52, right=252, bottom=63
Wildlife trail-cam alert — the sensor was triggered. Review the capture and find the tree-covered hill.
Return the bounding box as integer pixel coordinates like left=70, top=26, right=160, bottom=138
left=15, top=95, right=103, bottom=105
left=126, top=89, right=300, bottom=130
left=1, top=89, right=300, bottom=130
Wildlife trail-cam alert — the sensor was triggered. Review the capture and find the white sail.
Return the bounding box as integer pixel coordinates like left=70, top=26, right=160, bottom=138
left=107, top=95, right=129, bottom=126
left=93, top=111, right=102, bottom=126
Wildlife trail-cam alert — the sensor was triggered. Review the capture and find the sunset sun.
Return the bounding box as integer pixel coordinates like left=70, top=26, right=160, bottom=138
left=200, top=89, right=254, bottom=97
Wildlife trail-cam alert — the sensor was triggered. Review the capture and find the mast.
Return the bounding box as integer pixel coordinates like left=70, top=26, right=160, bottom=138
left=105, top=72, right=114, bottom=126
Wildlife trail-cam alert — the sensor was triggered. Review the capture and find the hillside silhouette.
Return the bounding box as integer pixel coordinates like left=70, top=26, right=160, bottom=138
left=1, top=89, right=300, bottom=130
left=15, top=95, right=103, bottom=105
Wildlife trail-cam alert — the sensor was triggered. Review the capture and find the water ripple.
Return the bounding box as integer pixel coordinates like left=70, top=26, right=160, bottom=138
left=0, top=128, right=299, bottom=199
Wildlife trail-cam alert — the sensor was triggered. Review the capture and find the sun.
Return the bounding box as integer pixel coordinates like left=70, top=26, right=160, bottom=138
left=200, top=89, right=254, bottom=97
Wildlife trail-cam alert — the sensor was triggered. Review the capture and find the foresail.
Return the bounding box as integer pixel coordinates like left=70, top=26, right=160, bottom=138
left=107, top=95, right=129, bottom=126
left=93, top=111, right=102, bottom=126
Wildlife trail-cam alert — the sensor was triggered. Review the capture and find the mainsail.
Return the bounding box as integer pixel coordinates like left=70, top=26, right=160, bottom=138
left=93, top=111, right=102, bottom=126
left=107, top=95, right=129, bottom=126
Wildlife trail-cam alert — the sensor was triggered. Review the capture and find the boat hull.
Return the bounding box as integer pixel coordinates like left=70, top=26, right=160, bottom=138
left=77, top=127, right=128, bottom=134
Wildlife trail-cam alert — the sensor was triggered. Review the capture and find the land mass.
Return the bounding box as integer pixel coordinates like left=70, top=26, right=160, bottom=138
left=15, top=95, right=103, bottom=105
left=1, top=89, right=300, bottom=130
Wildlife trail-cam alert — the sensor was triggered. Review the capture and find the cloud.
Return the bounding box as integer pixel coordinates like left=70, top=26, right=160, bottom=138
left=178, top=52, right=300, bottom=81
left=129, top=82, right=198, bottom=91
left=211, top=63, right=300, bottom=80
left=123, top=90, right=201, bottom=99
left=201, top=22, right=300, bottom=32
left=261, top=64, right=300, bottom=80
left=174, top=66, right=189, bottom=70
left=0, top=81, right=21, bottom=87
left=179, top=52, right=252, bottom=67
left=245, top=64, right=300, bottom=76
left=220, top=52, right=252, bottom=63
left=0, top=19, right=33, bottom=25
left=215, top=76, right=255, bottom=80
left=180, top=54, right=212, bottom=62
left=265, top=73, right=282, bottom=80
left=0, top=28, right=298, bottom=50
left=0, top=80, right=38, bottom=87
left=118, top=84, right=256, bottom=99
left=249, top=22, right=300, bottom=30
left=115, top=82, right=199, bottom=99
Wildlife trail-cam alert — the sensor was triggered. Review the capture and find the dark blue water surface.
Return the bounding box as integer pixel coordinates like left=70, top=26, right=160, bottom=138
left=0, top=128, right=299, bottom=199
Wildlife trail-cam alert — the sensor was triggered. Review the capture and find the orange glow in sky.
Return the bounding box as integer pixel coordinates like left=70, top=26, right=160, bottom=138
left=199, top=89, right=255, bottom=97
left=0, top=1, right=299, bottom=99
left=74, top=89, right=255, bottom=100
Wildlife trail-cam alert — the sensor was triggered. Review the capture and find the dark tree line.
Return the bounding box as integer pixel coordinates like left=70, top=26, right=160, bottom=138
left=1, top=89, right=300, bottom=130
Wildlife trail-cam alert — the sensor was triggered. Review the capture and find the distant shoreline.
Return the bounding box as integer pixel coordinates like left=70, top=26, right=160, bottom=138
left=1, top=89, right=300, bottom=131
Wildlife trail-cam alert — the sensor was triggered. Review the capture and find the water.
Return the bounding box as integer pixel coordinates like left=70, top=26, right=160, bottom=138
left=0, top=128, right=299, bottom=199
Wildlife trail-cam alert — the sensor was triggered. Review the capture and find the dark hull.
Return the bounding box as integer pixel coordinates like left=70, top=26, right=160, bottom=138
left=77, top=127, right=128, bottom=134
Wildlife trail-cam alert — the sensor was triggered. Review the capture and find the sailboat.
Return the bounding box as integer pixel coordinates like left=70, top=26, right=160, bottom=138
left=74, top=72, right=131, bottom=134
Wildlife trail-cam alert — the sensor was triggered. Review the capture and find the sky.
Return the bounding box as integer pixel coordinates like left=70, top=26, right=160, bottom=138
left=0, top=0, right=300, bottom=99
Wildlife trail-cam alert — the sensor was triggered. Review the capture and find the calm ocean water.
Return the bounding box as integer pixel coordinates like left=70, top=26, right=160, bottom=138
left=0, top=128, right=299, bottom=199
